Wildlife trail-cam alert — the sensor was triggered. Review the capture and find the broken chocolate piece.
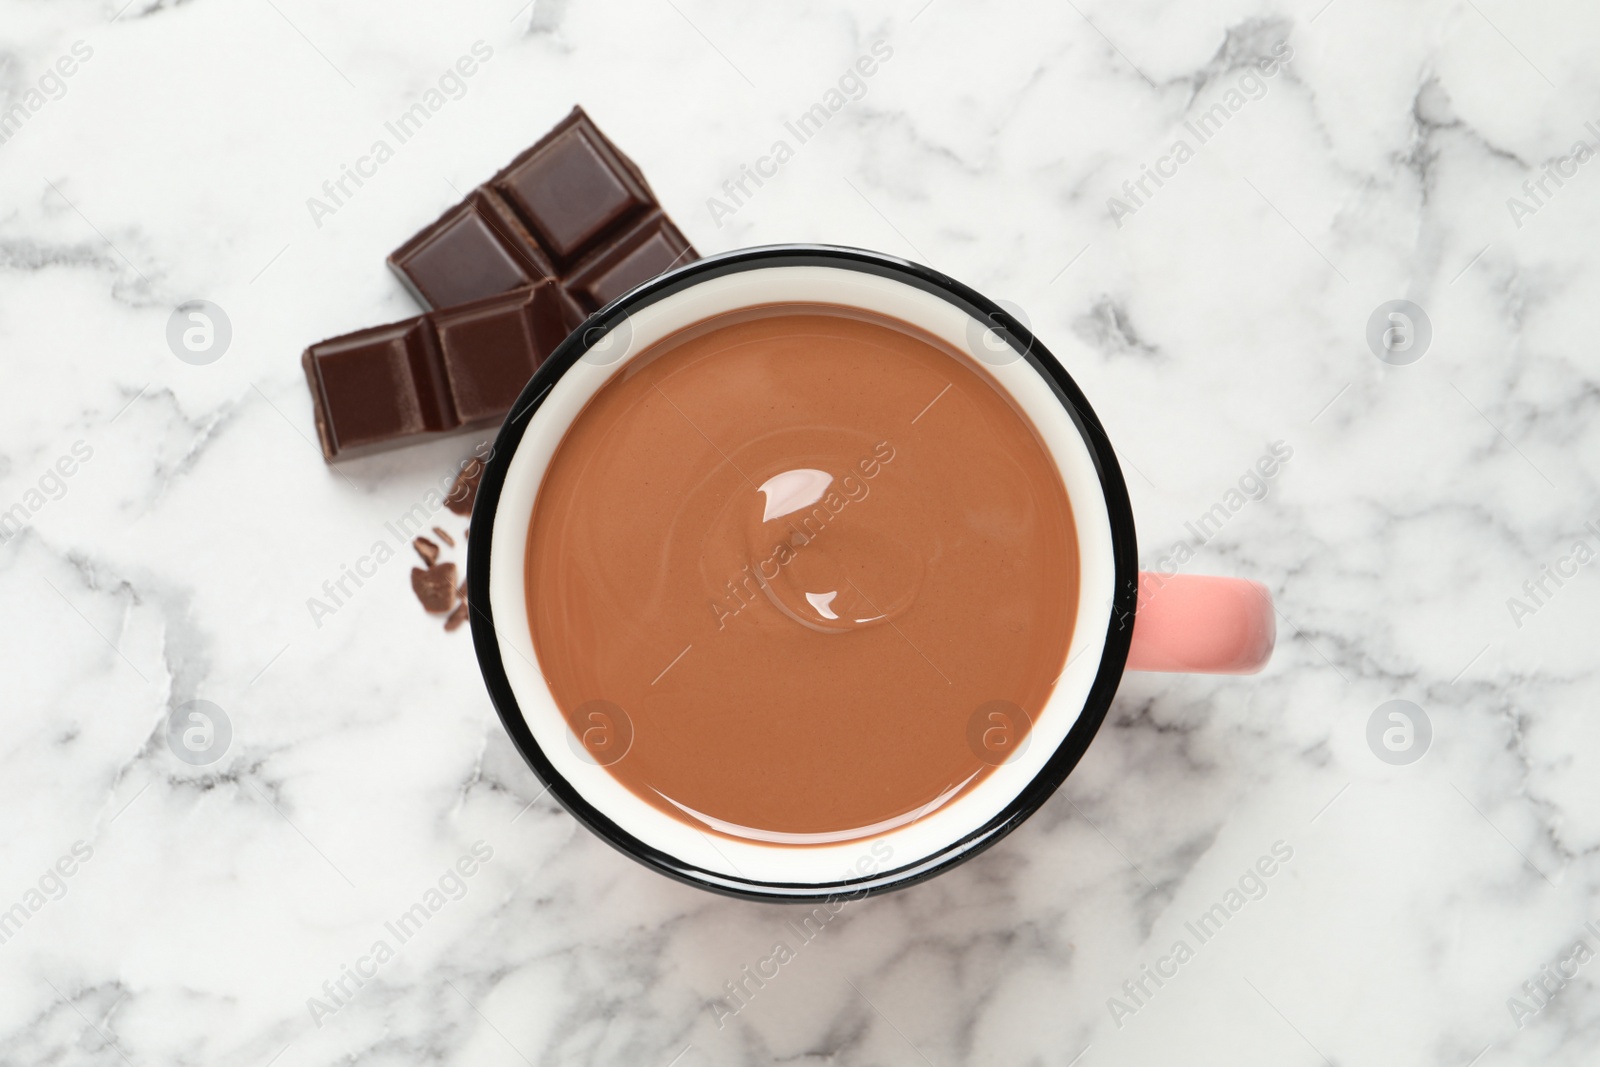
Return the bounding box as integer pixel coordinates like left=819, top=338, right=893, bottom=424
left=433, top=526, right=455, bottom=547
left=411, top=562, right=458, bottom=614
left=302, top=282, right=582, bottom=462
left=444, top=602, right=469, bottom=632
left=446, top=458, right=485, bottom=516
left=413, top=536, right=440, bottom=566
left=388, top=107, right=697, bottom=314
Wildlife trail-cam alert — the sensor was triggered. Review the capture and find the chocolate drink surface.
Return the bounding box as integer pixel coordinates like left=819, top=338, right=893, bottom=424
left=525, top=304, right=1078, bottom=842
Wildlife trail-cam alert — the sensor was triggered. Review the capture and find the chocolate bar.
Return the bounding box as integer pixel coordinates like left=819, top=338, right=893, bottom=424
left=302, top=281, right=581, bottom=462
left=388, top=106, right=697, bottom=314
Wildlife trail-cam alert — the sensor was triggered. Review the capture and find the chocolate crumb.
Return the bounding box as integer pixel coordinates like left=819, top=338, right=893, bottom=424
left=433, top=526, right=455, bottom=547
left=445, top=602, right=468, bottom=631
left=445, top=458, right=484, bottom=516
left=411, top=562, right=458, bottom=613
left=413, top=536, right=440, bottom=566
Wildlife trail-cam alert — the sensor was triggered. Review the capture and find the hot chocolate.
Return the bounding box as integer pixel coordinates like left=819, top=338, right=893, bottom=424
left=524, top=303, right=1078, bottom=842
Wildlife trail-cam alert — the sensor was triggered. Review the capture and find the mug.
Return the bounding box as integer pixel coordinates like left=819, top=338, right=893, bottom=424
left=466, top=245, right=1274, bottom=902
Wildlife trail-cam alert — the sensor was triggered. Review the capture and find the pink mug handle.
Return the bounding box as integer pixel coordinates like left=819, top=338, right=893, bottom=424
left=1125, top=572, right=1275, bottom=674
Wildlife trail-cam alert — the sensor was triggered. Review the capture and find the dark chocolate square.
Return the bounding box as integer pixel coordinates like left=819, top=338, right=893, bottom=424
left=303, top=321, right=451, bottom=461
left=564, top=213, right=696, bottom=312
left=433, top=285, right=576, bottom=423
left=389, top=195, right=548, bottom=310
left=495, top=118, right=653, bottom=265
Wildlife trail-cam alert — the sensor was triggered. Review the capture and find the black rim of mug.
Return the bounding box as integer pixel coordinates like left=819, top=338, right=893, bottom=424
left=466, top=244, right=1140, bottom=903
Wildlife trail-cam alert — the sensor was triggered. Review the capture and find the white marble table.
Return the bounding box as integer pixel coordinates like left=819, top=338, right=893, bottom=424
left=3, top=0, right=1598, bottom=1063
